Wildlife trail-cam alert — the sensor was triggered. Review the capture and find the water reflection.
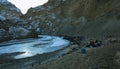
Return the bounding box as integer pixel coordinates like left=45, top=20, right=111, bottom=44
left=15, top=49, right=32, bottom=58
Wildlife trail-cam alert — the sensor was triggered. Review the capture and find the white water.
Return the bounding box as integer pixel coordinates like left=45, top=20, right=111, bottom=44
left=0, top=35, right=70, bottom=59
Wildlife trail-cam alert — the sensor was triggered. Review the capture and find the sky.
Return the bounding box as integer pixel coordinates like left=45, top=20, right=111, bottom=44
left=8, top=0, right=48, bottom=14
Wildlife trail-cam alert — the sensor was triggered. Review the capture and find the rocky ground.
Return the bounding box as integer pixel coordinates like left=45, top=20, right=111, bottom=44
left=0, top=35, right=120, bottom=69
left=31, top=38, right=120, bottom=69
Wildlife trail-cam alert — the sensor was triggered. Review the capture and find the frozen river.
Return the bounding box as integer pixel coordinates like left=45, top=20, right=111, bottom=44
left=0, top=35, right=70, bottom=59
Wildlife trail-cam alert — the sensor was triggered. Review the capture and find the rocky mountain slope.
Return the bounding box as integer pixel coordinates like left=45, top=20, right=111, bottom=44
left=0, top=0, right=38, bottom=42
left=21, top=0, right=120, bottom=38
left=0, top=0, right=120, bottom=42
left=0, top=0, right=22, bottom=19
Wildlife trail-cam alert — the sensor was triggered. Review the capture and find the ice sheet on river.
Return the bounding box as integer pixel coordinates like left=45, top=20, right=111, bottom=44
left=0, top=35, right=70, bottom=59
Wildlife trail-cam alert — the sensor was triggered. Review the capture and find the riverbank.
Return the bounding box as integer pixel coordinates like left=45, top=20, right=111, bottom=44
left=31, top=38, right=120, bottom=69
left=0, top=35, right=71, bottom=69
left=0, top=36, right=120, bottom=69
left=0, top=45, right=71, bottom=69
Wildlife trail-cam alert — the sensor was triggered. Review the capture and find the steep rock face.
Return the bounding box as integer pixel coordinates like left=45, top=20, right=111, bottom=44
left=21, top=0, right=120, bottom=37
left=8, top=26, right=30, bottom=38
left=0, top=0, right=22, bottom=19
left=22, top=0, right=120, bottom=36
left=0, top=0, right=7, bottom=2
left=0, top=0, right=38, bottom=42
left=0, top=0, right=119, bottom=41
left=0, top=29, right=10, bottom=42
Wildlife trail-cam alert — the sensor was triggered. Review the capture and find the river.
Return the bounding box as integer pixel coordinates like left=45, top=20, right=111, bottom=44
left=0, top=35, right=70, bottom=59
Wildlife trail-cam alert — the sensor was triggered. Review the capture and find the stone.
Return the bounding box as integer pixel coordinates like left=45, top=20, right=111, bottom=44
left=0, top=15, right=6, bottom=21
left=8, top=27, right=30, bottom=38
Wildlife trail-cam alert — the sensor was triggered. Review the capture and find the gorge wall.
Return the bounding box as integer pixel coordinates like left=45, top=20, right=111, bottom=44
left=0, top=0, right=120, bottom=42
left=0, top=0, right=37, bottom=42
left=21, top=0, right=120, bottom=38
